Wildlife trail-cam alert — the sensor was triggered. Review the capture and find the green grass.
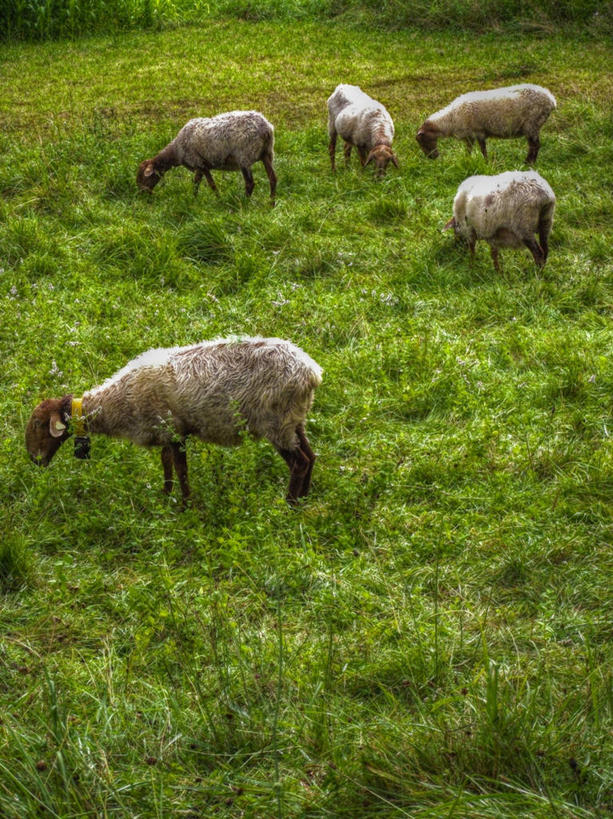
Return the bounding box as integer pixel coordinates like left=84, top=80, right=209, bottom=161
left=0, top=18, right=612, bottom=817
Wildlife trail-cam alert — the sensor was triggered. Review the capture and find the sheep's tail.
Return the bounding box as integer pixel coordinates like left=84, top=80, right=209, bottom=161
left=263, top=123, right=275, bottom=161
left=538, top=200, right=555, bottom=262
left=298, top=349, right=323, bottom=392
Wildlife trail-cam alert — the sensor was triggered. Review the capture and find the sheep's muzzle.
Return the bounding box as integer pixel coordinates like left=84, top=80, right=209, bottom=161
left=136, top=160, right=161, bottom=192
left=30, top=453, right=49, bottom=467
left=416, top=129, right=439, bottom=159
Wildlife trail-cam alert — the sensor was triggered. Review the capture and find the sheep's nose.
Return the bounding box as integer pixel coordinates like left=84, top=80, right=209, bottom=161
left=30, top=453, right=46, bottom=467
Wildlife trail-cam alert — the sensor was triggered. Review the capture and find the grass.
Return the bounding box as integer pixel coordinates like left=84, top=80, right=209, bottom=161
left=0, top=17, right=612, bottom=817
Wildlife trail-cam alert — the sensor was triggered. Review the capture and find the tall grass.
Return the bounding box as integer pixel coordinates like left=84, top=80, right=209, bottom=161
left=1, top=0, right=208, bottom=40
left=334, top=0, right=612, bottom=29
left=2, top=0, right=611, bottom=40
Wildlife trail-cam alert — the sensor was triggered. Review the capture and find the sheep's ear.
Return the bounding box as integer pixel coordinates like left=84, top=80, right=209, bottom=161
left=143, top=163, right=156, bottom=178
left=49, top=411, right=66, bottom=438
left=443, top=217, right=456, bottom=231
left=391, top=154, right=399, bottom=168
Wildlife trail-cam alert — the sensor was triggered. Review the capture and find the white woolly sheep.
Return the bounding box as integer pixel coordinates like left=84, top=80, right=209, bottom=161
left=327, top=84, right=398, bottom=177
left=417, top=84, right=556, bottom=163
left=25, top=338, right=322, bottom=505
left=137, top=111, right=277, bottom=204
left=444, top=170, right=556, bottom=271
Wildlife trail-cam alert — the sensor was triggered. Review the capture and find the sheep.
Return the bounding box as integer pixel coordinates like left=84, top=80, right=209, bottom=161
left=25, top=337, right=322, bottom=506
left=137, top=111, right=277, bottom=204
left=327, top=84, right=398, bottom=177
left=416, top=84, right=556, bottom=164
left=444, top=170, right=556, bottom=272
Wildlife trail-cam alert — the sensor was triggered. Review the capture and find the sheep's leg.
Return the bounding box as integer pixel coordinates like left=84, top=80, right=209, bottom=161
left=464, top=137, right=474, bottom=154
left=329, top=132, right=337, bottom=171
left=277, top=446, right=311, bottom=505
left=477, top=137, right=487, bottom=159
left=526, top=136, right=540, bottom=164
left=523, top=237, right=545, bottom=267
left=296, top=425, right=316, bottom=498
left=171, top=441, right=190, bottom=505
left=193, top=169, right=203, bottom=196
left=161, top=445, right=174, bottom=495
left=287, top=447, right=311, bottom=504
left=203, top=169, right=218, bottom=196
left=343, top=141, right=352, bottom=166
left=262, top=155, right=277, bottom=205
left=490, top=246, right=501, bottom=273
left=357, top=146, right=368, bottom=166
left=241, top=167, right=255, bottom=198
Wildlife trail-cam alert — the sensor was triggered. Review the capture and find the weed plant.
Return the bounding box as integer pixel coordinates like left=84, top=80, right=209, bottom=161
left=0, top=19, right=612, bottom=818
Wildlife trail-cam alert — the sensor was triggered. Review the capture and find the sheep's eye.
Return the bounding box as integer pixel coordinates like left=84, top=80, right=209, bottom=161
left=34, top=419, right=42, bottom=429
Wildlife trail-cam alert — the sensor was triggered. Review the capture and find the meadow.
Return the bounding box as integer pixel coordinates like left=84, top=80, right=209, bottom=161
left=0, top=14, right=612, bottom=817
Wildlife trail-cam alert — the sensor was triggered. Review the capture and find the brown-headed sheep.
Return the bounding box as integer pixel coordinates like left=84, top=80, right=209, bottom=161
left=26, top=338, right=322, bottom=505
left=417, top=84, right=556, bottom=164
left=137, top=111, right=277, bottom=204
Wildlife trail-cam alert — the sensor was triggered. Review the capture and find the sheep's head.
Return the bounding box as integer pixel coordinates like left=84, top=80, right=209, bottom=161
left=137, top=159, right=162, bottom=192
left=416, top=123, right=439, bottom=159
left=25, top=397, right=71, bottom=467
left=365, top=145, right=399, bottom=177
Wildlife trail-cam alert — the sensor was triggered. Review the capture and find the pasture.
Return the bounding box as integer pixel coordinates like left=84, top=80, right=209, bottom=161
left=0, top=16, right=612, bottom=817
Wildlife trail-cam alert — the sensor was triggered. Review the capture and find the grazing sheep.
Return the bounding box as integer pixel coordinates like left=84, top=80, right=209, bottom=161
left=417, top=84, right=556, bottom=163
left=25, top=338, right=322, bottom=506
left=327, top=84, right=398, bottom=177
left=137, top=111, right=277, bottom=204
left=444, top=170, right=556, bottom=271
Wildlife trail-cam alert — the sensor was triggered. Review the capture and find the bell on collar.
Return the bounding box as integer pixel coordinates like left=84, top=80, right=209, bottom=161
left=74, top=436, right=91, bottom=460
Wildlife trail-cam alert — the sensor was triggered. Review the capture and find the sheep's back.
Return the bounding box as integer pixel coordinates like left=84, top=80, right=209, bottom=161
left=85, top=338, right=320, bottom=449
left=433, top=85, right=556, bottom=138
left=175, top=112, right=273, bottom=170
